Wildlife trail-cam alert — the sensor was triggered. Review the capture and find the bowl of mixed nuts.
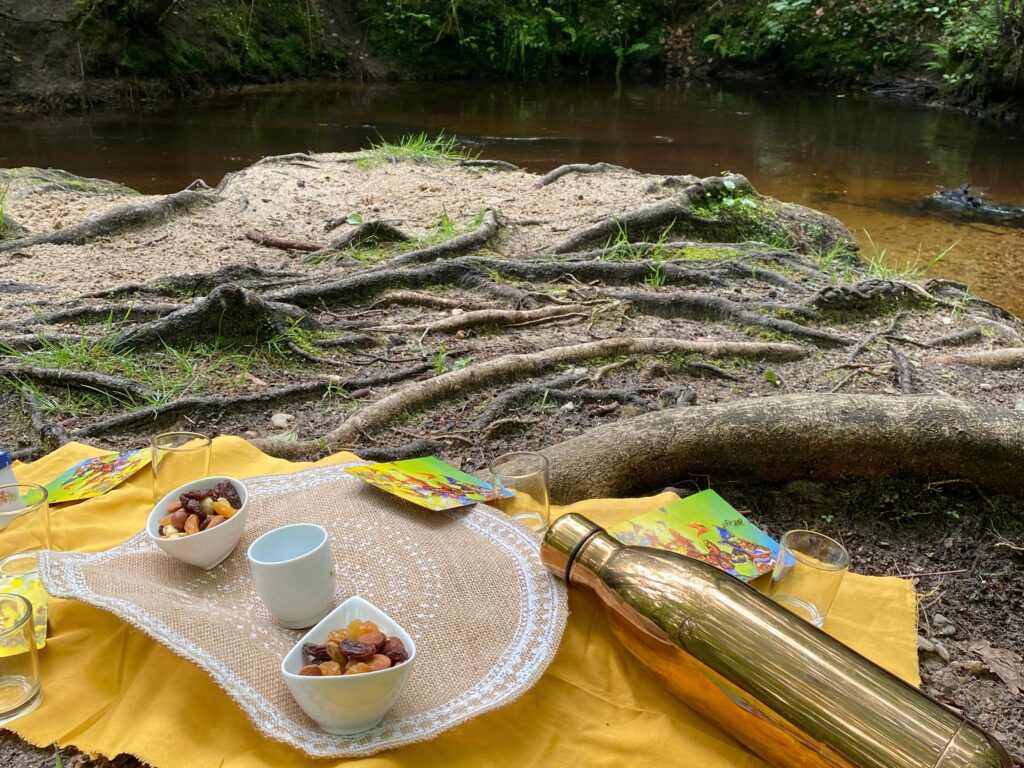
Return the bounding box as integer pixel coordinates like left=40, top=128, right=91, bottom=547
left=146, top=476, right=249, bottom=570
left=281, top=595, right=417, bottom=735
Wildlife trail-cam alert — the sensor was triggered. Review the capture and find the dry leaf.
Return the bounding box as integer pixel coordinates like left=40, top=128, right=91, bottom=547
left=967, top=639, right=1024, bottom=695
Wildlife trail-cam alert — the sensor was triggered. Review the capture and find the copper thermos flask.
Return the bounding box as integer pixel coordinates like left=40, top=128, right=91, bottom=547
left=541, top=514, right=1012, bottom=768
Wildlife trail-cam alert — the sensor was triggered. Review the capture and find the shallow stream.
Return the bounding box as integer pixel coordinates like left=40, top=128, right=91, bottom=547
left=2, top=80, right=1023, bottom=315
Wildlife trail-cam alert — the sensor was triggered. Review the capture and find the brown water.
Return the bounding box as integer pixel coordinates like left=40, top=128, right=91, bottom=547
left=2, top=80, right=1023, bottom=316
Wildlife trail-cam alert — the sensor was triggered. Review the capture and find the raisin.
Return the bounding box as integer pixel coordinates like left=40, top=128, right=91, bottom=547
left=303, top=643, right=331, bottom=663
left=382, top=636, right=408, bottom=665
left=339, top=639, right=376, bottom=661
left=356, top=631, right=386, bottom=651
left=319, top=661, right=342, bottom=676
left=214, top=480, right=242, bottom=510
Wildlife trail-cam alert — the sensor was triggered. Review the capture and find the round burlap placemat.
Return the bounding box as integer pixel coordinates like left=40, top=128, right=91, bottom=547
left=38, top=462, right=568, bottom=757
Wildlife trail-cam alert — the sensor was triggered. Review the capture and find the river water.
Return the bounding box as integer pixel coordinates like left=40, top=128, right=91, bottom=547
left=2, top=80, right=1023, bottom=316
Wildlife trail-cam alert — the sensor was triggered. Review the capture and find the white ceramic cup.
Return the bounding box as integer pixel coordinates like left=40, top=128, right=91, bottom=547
left=247, top=524, right=337, bottom=629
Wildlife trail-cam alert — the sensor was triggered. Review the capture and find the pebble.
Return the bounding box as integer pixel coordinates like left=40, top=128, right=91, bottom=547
left=1015, top=401, right=1024, bottom=412
left=271, top=412, right=295, bottom=429
left=918, top=636, right=951, bottom=662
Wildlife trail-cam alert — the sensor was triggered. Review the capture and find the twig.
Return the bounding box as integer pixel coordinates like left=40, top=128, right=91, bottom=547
left=909, top=568, right=968, bottom=578
left=244, top=228, right=323, bottom=253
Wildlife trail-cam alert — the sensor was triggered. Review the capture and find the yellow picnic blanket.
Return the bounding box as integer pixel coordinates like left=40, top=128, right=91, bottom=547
left=5, top=438, right=919, bottom=768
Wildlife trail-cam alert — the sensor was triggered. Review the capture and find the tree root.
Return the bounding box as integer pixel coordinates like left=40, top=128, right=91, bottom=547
left=323, top=220, right=412, bottom=247
left=0, top=189, right=216, bottom=254
left=318, top=336, right=807, bottom=445
left=455, top=159, right=521, bottom=172
left=244, top=228, right=323, bottom=253
left=0, top=301, right=182, bottom=331
left=0, top=365, right=154, bottom=401
left=387, top=209, right=499, bottom=267
left=888, top=343, right=915, bottom=394
left=846, top=312, right=907, bottom=362
left=610, top=290, right=851, bottom=347
left=811, top=279, right=955, bottom=312
left=541, top=394, right=1024, bottom=502
left=370, top=304, right=595, bottom=336
left=550, top=174, right=758, bottom=253
left=80, top=265, right=307, bottom=300
left=111, top=284, right=313, bottom=351
left=933, top=348, right=1024, bottom=369
left=369, top=290, right=491, bottom=312
left=924, top=326, right=983, bottom=348
left=72, top=381, right=333, bottom=437
left=535, top=163, right=631, bottom=188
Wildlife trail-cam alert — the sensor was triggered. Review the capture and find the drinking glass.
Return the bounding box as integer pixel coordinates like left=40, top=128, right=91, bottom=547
left=488, top=452, right=550, bottom=533
left=152, top=432, right=212, bottom=503
left=0, top=594, right=42, bottom=725
left=768, top=530, right=850, bottom=628
left=0, top=483, right=51, bottom=649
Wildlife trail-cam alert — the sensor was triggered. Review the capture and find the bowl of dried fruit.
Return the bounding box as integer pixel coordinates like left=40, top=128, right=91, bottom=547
left=146, top=476, right=249, bottom=570
left=281, top=595, right=416, bottom=735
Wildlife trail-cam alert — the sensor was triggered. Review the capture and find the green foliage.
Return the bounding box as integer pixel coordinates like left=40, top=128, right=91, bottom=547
left=922, top=1, right=1024, bottom=104
left=75, top=0, right=344, bottom=80
left=698, top=0, right=1024, bottom=105
left=352, top=0, right=669, bottom=78
left=699, top=0, right=932, bottom=78
left=362, top=132, right=473, bottom=166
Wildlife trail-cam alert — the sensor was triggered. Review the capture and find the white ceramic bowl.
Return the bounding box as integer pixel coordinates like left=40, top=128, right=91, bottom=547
left=281, top=595, right=417, bottom=735
left=146, top=476, right=249, bottom=570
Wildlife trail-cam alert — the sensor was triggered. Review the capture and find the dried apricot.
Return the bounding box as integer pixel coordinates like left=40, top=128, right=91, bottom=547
left=212, top=498, right=236, bottom=519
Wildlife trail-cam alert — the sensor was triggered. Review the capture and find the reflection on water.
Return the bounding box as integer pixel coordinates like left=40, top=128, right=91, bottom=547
left=2, top=81, right=1022, bottom=315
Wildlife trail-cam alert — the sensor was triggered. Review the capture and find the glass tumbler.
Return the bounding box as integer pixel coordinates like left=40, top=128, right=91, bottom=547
left=0, top=593, right=42, bottom=725
left=488, top=452, right=551, bottom=534
left=152, top=432, right=212, bottom=502
left=0, top=484, right=51, bottom=649
left=768, top=530, right=850, bottom=628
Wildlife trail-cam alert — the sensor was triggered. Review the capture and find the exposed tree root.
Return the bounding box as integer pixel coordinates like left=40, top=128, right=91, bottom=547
left=0, top=365, right=153, bottom=401
left=80, top=265, right=307, bottom=300
left=0, top=302, right=182, bottom=331
left=933, top=348, right=1024, bottom=369
left=888, top=343, right=915, bottom=393
left=111, top=284, right=313, bottom=351
left=811, top=279, right=955, bottom=312
left=846, top=312, right=907, bottom=363
left=323, top=220, right=412, bottom=247
left=550, top=175, right=758, bottom=253
left=312, top=333, right=376, bottom=349
left=387, top=209, right=500, bottom=267
left=455, top=159, right=521, bottom=172
left=369, top=290, right=491, bottom=312
left=244, top=228, right=322, bottom=253
left=72, top=381, right=333, bottom=437
left=541, top=394, right=1024, bottom=502
left=536, top=163, right=631, bottom=188
left=370, top=304, right=595, bottom=335
left=317, top=336, right=807, bottom=445
left=0, top=189, right=216, bottom=254
left=610, top=290, right=851, bottom=347
left=924, top=326, right=983, bottom=347
left=29, top=409, right=71, bottom=452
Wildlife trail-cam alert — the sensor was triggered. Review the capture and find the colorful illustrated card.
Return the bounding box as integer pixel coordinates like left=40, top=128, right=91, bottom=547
left=45, top=448, right=152, bottom=504
left=345, top=457, right=514, bottom=511
left=607, top=489, right=779, bottom=581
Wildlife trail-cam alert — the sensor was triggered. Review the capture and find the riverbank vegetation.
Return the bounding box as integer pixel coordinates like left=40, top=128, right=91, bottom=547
left=1, top=1, right=1022, bottom=114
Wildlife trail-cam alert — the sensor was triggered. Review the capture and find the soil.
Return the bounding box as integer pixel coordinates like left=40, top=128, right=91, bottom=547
left=0, top=153, right=1022, bottom=765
